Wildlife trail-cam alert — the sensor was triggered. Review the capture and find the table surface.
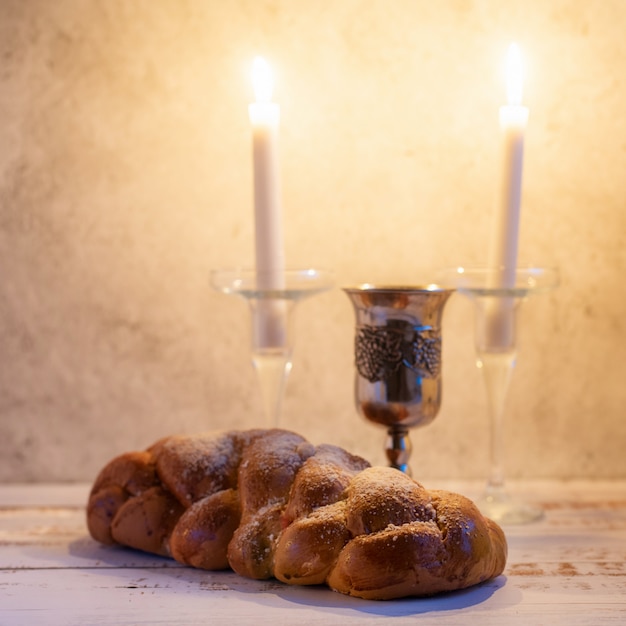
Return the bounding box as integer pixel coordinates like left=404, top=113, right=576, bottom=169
left=1, top=480, right=625, bottom=625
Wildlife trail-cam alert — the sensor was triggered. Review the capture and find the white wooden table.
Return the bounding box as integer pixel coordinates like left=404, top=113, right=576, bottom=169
left=1, top=481, right=625, bottom=625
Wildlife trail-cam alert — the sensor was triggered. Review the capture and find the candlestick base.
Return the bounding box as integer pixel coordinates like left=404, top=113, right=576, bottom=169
left=477, top=484, right=544, bottom=525
left=211, top=268, right=333, bottom=427
left=436, top=266, right=559, bottom=525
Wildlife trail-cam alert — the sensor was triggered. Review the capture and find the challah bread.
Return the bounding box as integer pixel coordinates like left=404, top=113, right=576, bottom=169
left=87, top=428, right=506, bottom=600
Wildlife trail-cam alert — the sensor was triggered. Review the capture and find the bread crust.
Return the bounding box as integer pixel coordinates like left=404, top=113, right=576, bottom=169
left=87, top=428, right=506, bottom=599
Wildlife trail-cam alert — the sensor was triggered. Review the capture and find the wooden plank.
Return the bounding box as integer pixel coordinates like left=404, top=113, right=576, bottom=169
left=1, top=566, right=624, bottom=626
left=0, top=482, right=625, bottom=625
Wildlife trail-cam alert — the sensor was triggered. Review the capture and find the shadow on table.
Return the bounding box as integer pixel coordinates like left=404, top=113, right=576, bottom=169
left=67, top=535, right=183, bottom=568
left=230, top=575, right=511, bottom=617
left=68, top=536, right=516, bottom=616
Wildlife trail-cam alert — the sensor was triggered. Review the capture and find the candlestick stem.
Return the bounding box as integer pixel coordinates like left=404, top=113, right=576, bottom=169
left=252, top=348, right=292, bottom=427
left=477, top=349, right=515, bottom=494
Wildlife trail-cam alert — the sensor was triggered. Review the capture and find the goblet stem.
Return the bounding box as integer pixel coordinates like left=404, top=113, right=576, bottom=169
left=385, top=426, right=412, bottom=475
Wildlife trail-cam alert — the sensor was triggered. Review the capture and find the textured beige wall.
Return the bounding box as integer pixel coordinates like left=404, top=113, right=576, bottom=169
left=1, top=0, right=625, bottom=482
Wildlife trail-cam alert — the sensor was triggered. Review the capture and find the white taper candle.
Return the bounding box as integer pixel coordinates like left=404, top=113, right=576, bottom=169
left=248, top=57, right=286, bottom=349
left=484, top=43, right=529, bottom=350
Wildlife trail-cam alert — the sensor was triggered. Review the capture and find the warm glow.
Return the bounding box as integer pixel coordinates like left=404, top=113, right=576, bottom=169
left=505, top=43, right=524, bottom=105
left=252, top=56, right=273, bottom=103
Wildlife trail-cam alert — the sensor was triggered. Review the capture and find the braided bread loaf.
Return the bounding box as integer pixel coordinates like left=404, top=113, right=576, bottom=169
left=87, top=429, right=506, bottom=600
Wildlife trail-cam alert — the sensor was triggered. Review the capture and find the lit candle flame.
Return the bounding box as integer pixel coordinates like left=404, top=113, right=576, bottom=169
left=252, top=56, right=273, bottom=103
left=505, top=43, right=524, bottom=106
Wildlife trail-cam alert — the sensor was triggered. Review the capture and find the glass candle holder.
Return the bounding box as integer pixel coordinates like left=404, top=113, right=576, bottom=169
left=437, top=266, right=559, bottom=524
left=211, top=268, right=333, bottom=426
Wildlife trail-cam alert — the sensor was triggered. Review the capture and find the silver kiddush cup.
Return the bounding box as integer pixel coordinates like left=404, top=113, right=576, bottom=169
left=344, top=284, right=454, bottom=474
